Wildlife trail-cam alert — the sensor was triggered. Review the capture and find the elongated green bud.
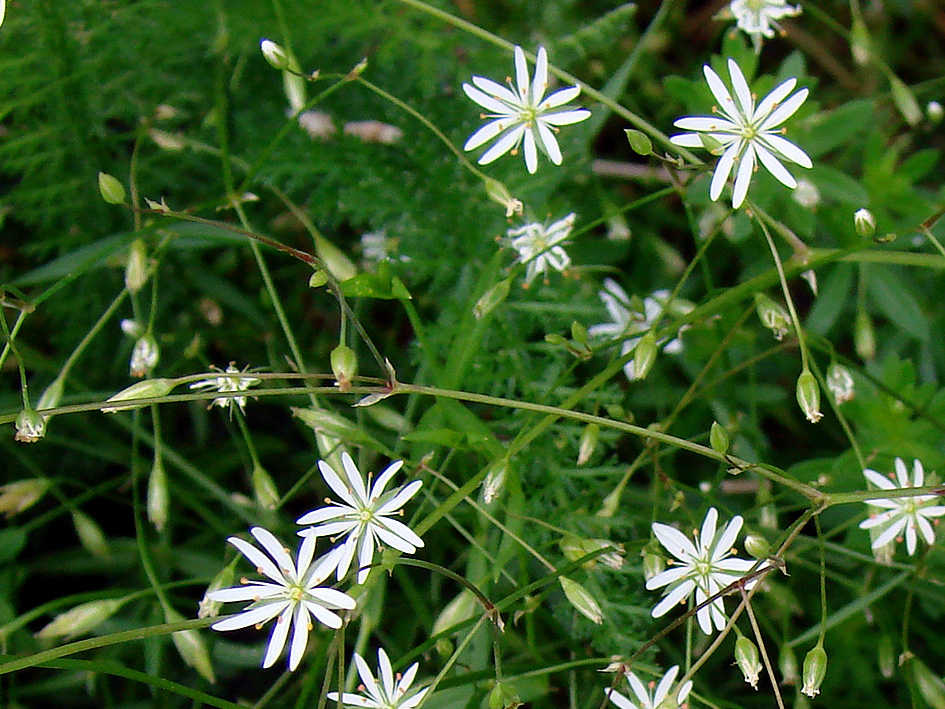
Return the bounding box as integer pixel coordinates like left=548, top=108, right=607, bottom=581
left=331, top=345, right=358, bottom=392
left=147, top=457, right=169, bottom=532
left=755, top=293, right=790, bottom=341
left=474, top=278, right=512, bottom=320
left=252, top=463, right=280, bottom=510
left=72, top=510, right=110, bottom=558
left=632, top=333, right=658, bottom=381
left=735, top=635, right=762, bottom=689
left=102, top=378, right=176, bottom=412
left=125, top=239, right=148, bottom=294
left=0, top=479, right=49, bottom=516
left=709, top=421, right=729, bottom=454
left=35, top=598, right=124, bottom=640
left=854, top=309, right=876, bottom=360
left=577, top=423, right=599, bottom=466
left=559, top=577, right=604, bottom=624
left=796, top=369, right=823, bottom=423
left=801, top=645, right=828, bottom=698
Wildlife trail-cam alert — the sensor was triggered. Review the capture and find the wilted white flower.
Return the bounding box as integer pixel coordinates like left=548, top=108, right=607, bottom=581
left=297, top=110, right=337, bottom=140
left=463, top=46, right=591, bottom=174
left=670, top=59, right=812, bottom=209
left=329, top=648, right=429, bottom=709
left=361, top=230, right=410, bottom=266
left=730, top=0, right=801, bottom=42
left=344, top=120, right=403, bottom=144
left=792, top=178, right=820, bottom=208
left=604, top=665, right=692, bottom=709
left=588, top=280, right=693, bottom=380
left=859, top=458, right=945, bottom=556
left=506, top=213, right=575, bottom=285
left=647, top=507, right=762, bottom=634
left=297, top=452, right=424, bottom=584
left=826, top=363, right=855, bottom=405
left=130, top=335, right=160, bottom=377
left=189, top=363, right=260, bottom=414
left=207, top=527, right=355, bottom=671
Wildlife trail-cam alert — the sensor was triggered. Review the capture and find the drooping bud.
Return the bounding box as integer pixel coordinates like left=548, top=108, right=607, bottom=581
left=800, top=645, right=828, bottom=698
left=165, top=606, right=215, bottom=683
left=147, top=457, right=169, bottom=532
left=98, top=172, right=126, bottom=204
left=709, top=421, right=729, bottom=454
left=560, top=535, right=624, bottom=571
left=198, top=561, right=236, bottom=619
left=577, top=423, right=599, bottom=466
left=853, top=208, right=876, bottom=238
left=755, top=293, right=791, bottom=341
left=35, top=598, right=125, bottom=640
left=330, top=345, right=358, bottom=392
left=102, top=378, right=176, bottom=412
left=826, top=362, right=855, bottom=405
left=642, top=549, right=664, bottom=582
left=484, top=178, right=523, bottom=217
left=14, top=409, right=46, bottom=443
left=259, top=39, right=290, bottom=71
left=779, top=645, right=799, bottom=685
left=889, top=76, right=922, bottom=127
left=130, top=335, right=160, bottom=377
left=0, top=479, right=50, bottom=516
left=72, top=510, right=110, bottom=558
left=474, top=278, right=512, bottom=320
left=912, top=660, right=945, bottom=709
left=559, top=577, right=604, bottom=624
left=854, top=309, right=876, bottom=361
left=124, top=239, right=149, bottom=294
left=252, top=463, right=280, bottom=510
left=744, top=534, right=770, bottom=560
left=632, top=333, right=658, bottom=381
left=878, top=635, right=896, bottom=679
left=796, top=369, right=823, bottom=423
left=735, top=635, right=763, bottom=689
left=850, top=16, right=870, bottom=65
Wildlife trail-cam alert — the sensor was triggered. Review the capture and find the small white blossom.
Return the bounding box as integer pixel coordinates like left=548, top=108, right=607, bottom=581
left=297, top=452, right=424, bottom=584
left=792, top=178, right=820, bottom=208
left=463, top=46, right=591, bottom=174
left=329, top=648, right=430, bottom=709
left=207, top=527, right=356, bottom=671
left=859, top=458, right=945, bottom=556
left=730, top=0, right=801, bottom=42
left=189, top=363, right=260, bottom=414
left=506, top=213, right=575, bottom=285
left=588, top=280, right=693, bottom=380
left=671, top=59, right=812, bottom=209
left=361, top=229, right=410, bottom=266
left=647, top=507, right=762, bottom=634
left=130, top=335, right=160, bottom=377
left=604, top=665, right=692, bottom=709
left=826, top=363, right=855, bottom=405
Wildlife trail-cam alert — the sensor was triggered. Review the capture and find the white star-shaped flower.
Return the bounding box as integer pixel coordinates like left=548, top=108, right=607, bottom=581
left=647, top=507, right=761, bottom=634
left=859, top=458, right=945, bottom=556
left=730, top=0, right=801, bottom=41
left=207, top=527, right=356, bottom=671
left=605, top=665, right=692, bottom=709
left=587, top=280, right=693, bottom=380
left=297, top=452, right=424, bottom=584
left=463, top=46, right=591, bottom=174
left=670, top=58, right=812, bottom=209
left=506, top=213, right=575, bottom=285
left=189, top=363, right=260, bottom=414
left=329, top=648, right=430, bottom=709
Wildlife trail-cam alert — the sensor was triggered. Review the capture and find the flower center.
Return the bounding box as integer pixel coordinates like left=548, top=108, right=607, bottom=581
left=288, top=584, right=305, bottom=602
left=358, top=508, right=374, bottom=523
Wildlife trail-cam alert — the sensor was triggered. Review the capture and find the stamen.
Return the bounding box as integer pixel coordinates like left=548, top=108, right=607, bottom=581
left=240, top=576, right=250, bottom=584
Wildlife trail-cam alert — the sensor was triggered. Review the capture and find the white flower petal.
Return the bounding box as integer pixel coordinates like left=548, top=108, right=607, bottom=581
left=755, top=142, right=797, bottom=188
left=762, top=133, right=812, bottom=167
left=375, top=517, right=424, bottom=552
left=464, top=118, right=513, bottom=151
left=318, top=459, right=360, bottom=508
left=478, top=124, right=525, bottom=165
left=604, top=688, right=637, bottom=709
left=540, top=108, right=592, bottom=126
left=731, top=142, right=756, bottom=208
left=728, top=58, right=755, bottom=118
left=710, top=141, right=740, bottom=201
left=297, top=506, right=352, bottom=526
left=758, top=88, right=808, bottom=131
left=699, top=508, right=719, bottom=551
left=470, top=76, right=519, bottom=106
left=356, top=530, right=376, bottom=584
left=627, top=671, right=652, bottom=707
left=536, top=120, right=563, bottom=165
left=670, top=133, right=707, bottom=148
left=370, top=459, right=405, bottom=500
left=341, top=452, right=369, bottom=502
left=652, top=522, right=698, bottom=561
left=212, top=602, right=286, bottom=631
left=462, top=83, right=514, bottom=116
left=864, top=468, right=896, bottom=490
left=532, top=46, right=548, bottom=105
left=523, top=127, right=538, bottom=173
left=752, top=77, right=797, bottom=123
left=703, top=64, right=739, bottom=124
left=654, top=665, right=680, bottom=706
left=513, top=46, right=530, bottom=99
left=645, top=565, right=690, bottom=590
left=288, top=604, right=311, bottom=671
left=651, top=579, right=696, bottom=618
left=871, top=516, right=908, bottom=549
left=228, top=535, right=285, bottom=584
left=916, top=514, right=937, bottom=546
left=674, top=116, right=739, bottom=132
left=539, top=86, right=580, bottom=110
left=713, top=515, right=744, bottom=561
left=378, top=648, right=396, bottom=699
left=376, top=479, right=423, bottom=515
left=262, top=609, right=292, bottom=668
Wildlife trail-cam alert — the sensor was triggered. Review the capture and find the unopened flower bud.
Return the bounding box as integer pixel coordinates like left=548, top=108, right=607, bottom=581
left=577, top=423, right=599, bottom=466
left=165, top=606, right=215, bottom=683
left=710, top=421, right=729, bottom=454
left=642, top=550, right=664, bottom=582
left=744, top=534, right=770, bottom=559
left=826, top=363, right=855, bottom=405
left=98, top=172, right=126, bottom=205
left=432, top=590, right=476, bottom=637
left=72, top=510, right=110, bottom=558
left=928, top=101, right=944, bottom=125
left=252, top=463, right=280, bottom=510
left=102, top=378, right=176, bottom=412
left=559, top=577, right=604, bottom=624
left=198, top=562, right=236, bottom=619
left=889, top=76, right=922, bottom=127
left=755, top=293, right=791, bottom=341
left=124, top=239, right=148, bottom=294
left=912, top=660, right=945, bottom=709
left=331, top=344, right=358, bottom=392
left=854, top=309, right=876, bottom=360
left=854, top=208, right=876, bottom=237
left=632, top=333, right=658, bottom=381
left=780, top=645, right=799, bottom=685
left=878, top=635, right=896, bottom=679
left=736, top=635, right=762, bottom=689
left=15, top=409, right=46, bottom=443
left=35, top=376, right=65, bottom=436
left=147, top=457, right=169, bottom=532
left=474, top=278, right=512, bottom=320
left=850, top=17, right=870, bottom=65
left=560, top=535, right=624, bottom=570
left=0, top=479, right=49, bottom=516
left=796, top=369, right=823, bottom=423
left=259, top=39, right=290, bottom=70
left=801, top=645, right=828, bottom=698
left=35, top=598, right=125, bottom=640
left=130, top=335, right=160, bottom=377
left=488, top=682, right=524, bottom=709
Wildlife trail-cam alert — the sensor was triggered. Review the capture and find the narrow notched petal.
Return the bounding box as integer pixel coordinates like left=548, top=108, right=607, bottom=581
left=251, top=527, right=298, bottom=579
left=318, top=460, right=360, bottom=508
left=532, top=46, right=548, bottom=106
left=674, top=116, right=738, bottom=133
left=762, top=133, right=812, bottom=167
left=399, top=662, right=420, bottom=694
left=263, top=609, right=293, bottom=668
left=334, top=534, right=358, bottom=579
left=376, top=479, right=423, bottom=515
left=356, top=532, right=376, bottom=583
left=355, top=653, right=382, bottom=701
left=378, top=648, right=397, bottom=698
left=340, top=453, right=369, bottom=502
left=370, top=459, right=405, bottom=500
left=713, top=515, right=744, bottom=560
left=288, top=604, right=311, bottom=671
left=306, top=602, right=345, bottom=629
left=470, top=76, right=520, bottom=106
left=209, top=584, right=282, bottom=603
left=703, top=64, right=739, bottom=123
left=752, top=77, right=798, bottom=123
left=513, top=46, right=530, bottom=99
left=755, top=142, right=798, bottom=188
left=402, top=687, right=430, bottom=708
left=523, top=128, right=538, bottom=173
left=212, top=603, right=287, bottom=631
left=297, top=530, right=318, bottom=576
left=699, top=508, right=720, bottom=551
left=229, top=535, right=286, bottom=584
left=311, top=587, right=358, bottom=610
left=710, top=142, right=740, bottom=201
left=462, top=83, right=513, bottom=116
left=651, top=578, right=696, bottom=617
left=463, top=118, right=510, bottom=152
left=905, top=525, right=918, bottom=555
left=538, top=85, right=580, bottom=110
left=731, top=143, right=757, bottom=209
left=603, top=688, right=637, bottom=709
left=297, top=506, right=351, bottom=526
left=540, top=108, right=592, bottom=126
left=627, top=672, right=652, bottom=707
left=645, top=565, right=690, bottom=590
left=715, top=557, right=756, bottom=574
left=653, top=665, right=680, bottom=706
left=677, top=679, right=694, bottom=705
left=670, top=133, right=708, bottom=148
left=536, top=120, right=563, bottom=164
left=375, top=517, right=424, bottom=551
left=871, top=516, right=908, bottom=549
left=895, top=458, right=911, bottom=487
left=758, top=88, right=808, bottom=131
left=478, top=124, right=525, bottom=165
left=727, top=59, right=755, bottom=118
left=916, top=514, right=937, bottom=545
left=912, top=459, right=925, bottom=486
left=651, top=522, right=698, bottom=561
left=864, top=468, right=896, bottom=490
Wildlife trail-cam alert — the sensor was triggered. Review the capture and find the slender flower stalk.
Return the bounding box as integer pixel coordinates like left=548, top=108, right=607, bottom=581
left=463, top=46, right=591, bottom=173
left=207, top=527, right=356, bottom=671
left=298, top=452, right=424, bottom=584
left=670, top=59, right=811, bottom=208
